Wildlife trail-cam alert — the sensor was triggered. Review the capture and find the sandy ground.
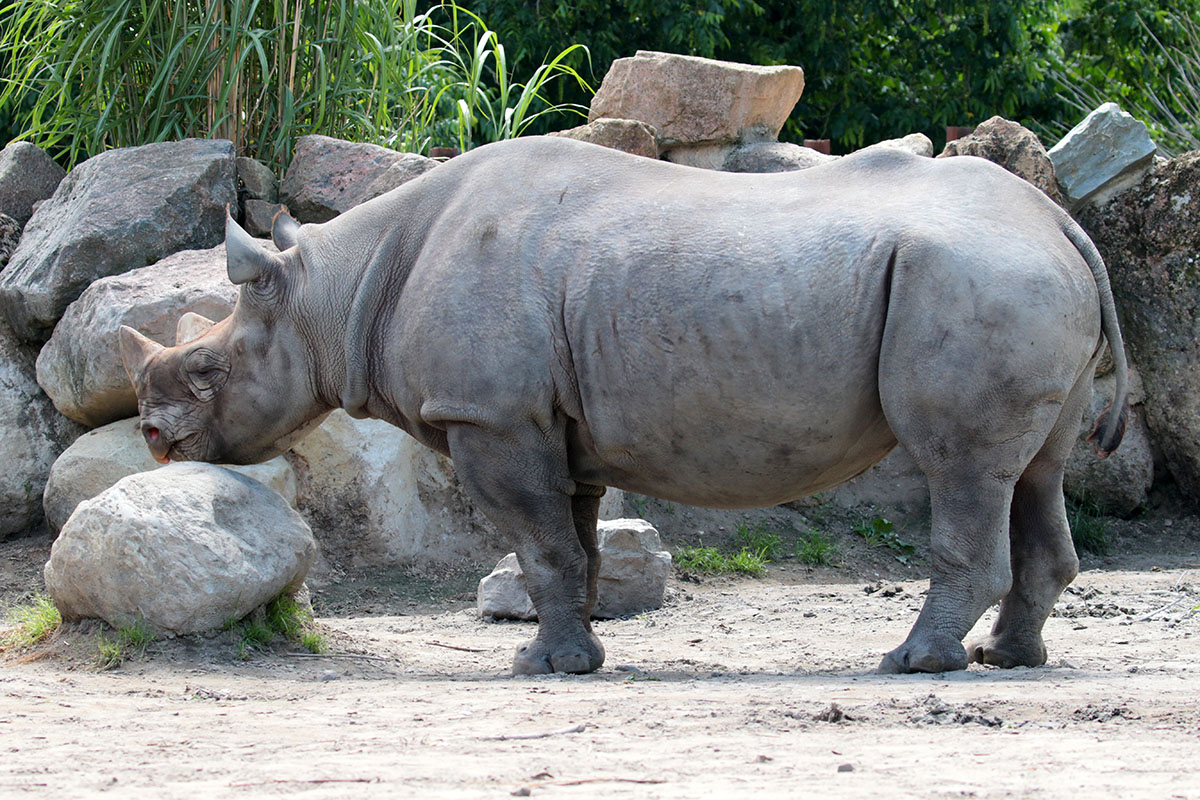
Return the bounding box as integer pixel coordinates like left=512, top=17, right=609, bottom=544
left=2, top=561, right=1198, bottom=799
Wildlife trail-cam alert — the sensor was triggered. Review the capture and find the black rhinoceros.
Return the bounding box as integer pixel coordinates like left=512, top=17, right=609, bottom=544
left=120, top=136, right=1128, bottom=675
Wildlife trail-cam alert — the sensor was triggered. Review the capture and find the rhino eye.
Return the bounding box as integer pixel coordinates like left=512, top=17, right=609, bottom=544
left=183, top=348, right=230, bottom=400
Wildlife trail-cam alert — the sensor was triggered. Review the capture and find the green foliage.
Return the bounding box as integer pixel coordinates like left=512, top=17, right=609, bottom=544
left=793, top=529, right=837, bottom=566
left=735, top=520, right=784, bottom=561
left=1054, top=4, right=1200, bottom=156
left=853, top=516, right=917, bottom=563
left=1, top=595, right=61, bottom=649
left=229, top=592, right=327, bottom=658
left=0, top=0, right=589, bottom=169
left=94, top=618, right=156, bottom=670
left=674, top=545, right=767, bottom=577
left=1067, top=497, right=1112, bottom=555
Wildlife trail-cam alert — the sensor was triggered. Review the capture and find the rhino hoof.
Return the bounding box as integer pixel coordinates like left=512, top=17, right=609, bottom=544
left=511, top=637, right=604, bottom=675
left=967, top=635, right=1048, bottom=669
left=877, top=636, right=969, bottom=674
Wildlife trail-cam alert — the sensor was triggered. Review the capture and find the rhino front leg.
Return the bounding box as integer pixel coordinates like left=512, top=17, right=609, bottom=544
left=447, top=424, right=604, bottom=675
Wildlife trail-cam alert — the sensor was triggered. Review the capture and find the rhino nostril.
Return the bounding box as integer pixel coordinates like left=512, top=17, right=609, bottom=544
left=146, top=426, right=161, bottom=444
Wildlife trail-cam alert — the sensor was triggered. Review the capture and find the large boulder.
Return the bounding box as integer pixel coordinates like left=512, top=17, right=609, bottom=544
left=477, top=519, right=671, bottom=620
left=0, top=139, right=235, bottom=342
left=937, top=116, right=1064, bottom=205
left=288, top=411, right=504, bottom=568
left=721, top=141, right=838, bottom=173
left=1077, top=151, right=1200, bottom=500
left=35, top=245, right=247, bottom=428
left=44, top=463, right=314, bottom=635
left=589, top=51, right=804, bottom=151
left=0, top=141, right=66, bottom=226
left=0, top=328, right=84, bottom=539
left=1064, top=369, right=1153, bottom=516
left=1049, top=102, right=1157, bottom=210
left=548, top=118, right=660, bottom=159
left=42, top=417, right=296, bottom=533
left=861, top=133, right=935, bottom=158
left=280, top=136, right=437, bottom=223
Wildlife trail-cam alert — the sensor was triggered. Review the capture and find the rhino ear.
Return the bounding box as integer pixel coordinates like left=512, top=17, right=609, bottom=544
left=118, top=325, right=165, bottom=385
left=226, top=209, right=282, bottom=285
left=175, top=312, right=217, bottom=345
left=271, top=207, right=301, bottom=250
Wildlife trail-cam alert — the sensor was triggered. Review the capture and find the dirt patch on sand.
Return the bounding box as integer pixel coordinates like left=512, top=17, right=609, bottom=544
left=2, top=515, right=1199, bottom=798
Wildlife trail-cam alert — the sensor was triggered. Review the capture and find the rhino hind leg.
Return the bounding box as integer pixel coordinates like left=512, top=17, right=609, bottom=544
left=966, top=371, right=1092, bottom=668
left=446, top=423, right=604, bottom=675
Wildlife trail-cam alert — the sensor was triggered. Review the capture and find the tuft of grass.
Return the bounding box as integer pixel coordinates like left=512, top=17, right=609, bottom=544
left=230, top=592, right=327, bottom=658
left=794, top=529, right=838, bottom=566
left=674, top=545, right=767, bottom=577
left=735, top=521, right=784, bottom=561
left=1, top=595, right=62, bottom=650
left=300, top=631, right=328, bottom=654
left=95, top=617, right=157, bottom=670
left=853, top=516, right=917, bottom=563
left=1067, top=498, right=1112, bottom=556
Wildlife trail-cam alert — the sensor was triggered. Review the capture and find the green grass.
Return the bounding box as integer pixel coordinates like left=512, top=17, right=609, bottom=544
left=230, top=592, right=327, bottom=659
left=1067, top=498, right=1112, bottom=556
left=674, top=545, right=767, bottom=577
left=735, top=521, right=784, bottom=561
left=853, top=516, right=917, bottom=563
left=794, top=529, right=838, bottom=566
left=1, top=595, right=62, bottom=650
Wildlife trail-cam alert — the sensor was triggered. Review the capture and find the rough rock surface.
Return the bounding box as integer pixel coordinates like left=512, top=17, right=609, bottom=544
left=235, top=156, right=277, bottom=202
left=720, top=141, right=838, bottom=173
left=242, top=200, right=286, bottom=238
left=280, top=136, right=437, bottom=223
left=589, top=51, right=804, bottom=148
left=478, top=519, right=671, bottom=620
left=1049, top=102, right=1157, bottom=209
left=44, top=463, right=314, bottom=635
left=0, top=212, right=20, bottom=270
left=287, top=411, right=505, bottom=568
left=938, top=116, right=1064, bottom=204
left=42, top=417, right=296, bottom=533
left=548, top=118, right=660, bottom=159
left=0, top=328, right=84, bottom=539
left=35, top=245, right=245, bottom=427
left=1064, top=371, right=1153, bottom=516
left=0, top=139, right=235, bottom=342
left=0, top=141, right=66, bottom=226
left=862, top=133, right=934, bottom=158
left=1077, top=151, right=1200, bottom=499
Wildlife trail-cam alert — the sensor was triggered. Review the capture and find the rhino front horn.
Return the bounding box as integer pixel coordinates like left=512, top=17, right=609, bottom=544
left=118, top=325, right=166, bottom=386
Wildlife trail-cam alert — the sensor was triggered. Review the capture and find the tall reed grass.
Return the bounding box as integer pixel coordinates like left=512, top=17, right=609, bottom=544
left=0, top=0, right=590, bottom=169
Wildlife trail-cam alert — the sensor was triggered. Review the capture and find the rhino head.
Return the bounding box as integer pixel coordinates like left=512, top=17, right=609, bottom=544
left=119, top=211, right=331, bottom=465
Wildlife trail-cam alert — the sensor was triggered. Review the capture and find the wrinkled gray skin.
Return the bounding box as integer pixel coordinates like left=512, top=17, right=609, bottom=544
left=121, top=136, right=1129, bottom=676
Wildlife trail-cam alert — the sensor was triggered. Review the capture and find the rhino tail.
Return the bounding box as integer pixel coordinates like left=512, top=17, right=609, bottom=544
left=1062, top=218, right=1129, bottom=459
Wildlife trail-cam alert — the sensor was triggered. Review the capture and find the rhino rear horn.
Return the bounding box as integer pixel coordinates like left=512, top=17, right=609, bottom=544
left=271, top=207, right=301, bottom=250
left=175, top=312, right=217, bottom=345
left=118, top=326, right=166, bottom=386
left=225, top=210, right=283, bottom=285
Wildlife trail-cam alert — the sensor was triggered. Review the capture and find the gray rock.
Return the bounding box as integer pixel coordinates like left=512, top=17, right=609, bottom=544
left=938, top=116, right=1064, bottom=205
left=721, top=141, right=838, bottom=173
left=42, top=416, right=296, bottom=533
left=861, top=133, right=934, bottom=158
left=1048, top=103, right=1157, bottom=209
left=44, top=462, right=314, bottom=635
left=548, top=118, right=660, bottom=159
left=35, top=244, right=244, bottom=427
left=0, top=212, right=20, bottom=270
left=242, top=199, right=286, bottom=238
left=477, top=519, right=671, bottom=620
left=1064, top=371, right=1153, bottom=516
left=236, top=156, right=277, bottom=202
left=280, top=135, right=437, bottom=223
left=0, top=327, right=84, bottom=538
left=0, top=138, right=236, bottom=342
left=1077, top=151, right=1200, bottom=500
left=288, top=410, right=507, bottom=568
left=0, top=141, right=66, bottom=226
left=589, top=51, right=805, bottom=148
